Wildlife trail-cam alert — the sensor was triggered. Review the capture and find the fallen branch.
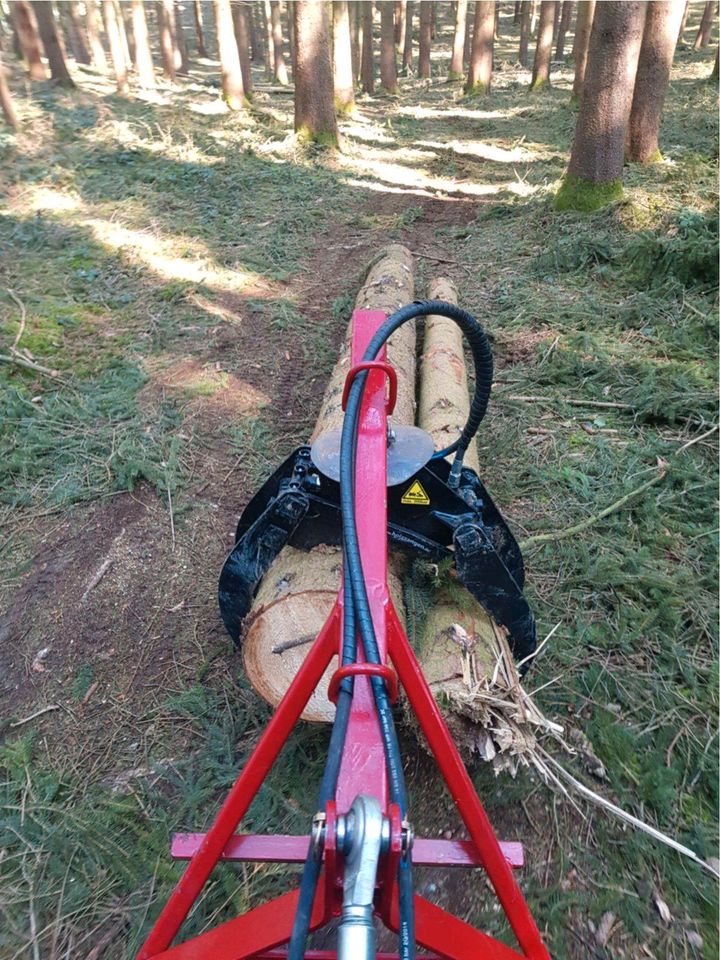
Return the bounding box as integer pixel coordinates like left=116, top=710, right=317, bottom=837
left=10, top=704, right=60, bottom=728
left=502, top=392, right=710, bottom=427
left=7, top=288, right=27, bottom=354
left=0, top=352, right=65, bottom=381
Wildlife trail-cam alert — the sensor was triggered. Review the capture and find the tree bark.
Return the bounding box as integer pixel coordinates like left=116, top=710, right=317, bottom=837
left=66, top=2, right=91, bottom=63
left=676, top=0, right=689, bottom=44
left=231, top=1, right=253, bottom=94
left=530, top=0, right=555, bottom=88
left=350, top=0, right=360, bottom=79
left=249, top=1, right=261, bottom=61
left=294, top=0, right=338, bottom=146
left=518, top=0, right=530, bottom=65
left=193, top=0, right=208, bottom=57
left=694, top=0, right=714, bottom=48
left=333, top=0, right=355, bottom=111
left=288, top=1, right=296, bottom=70
left=403, top=0, right=413, bottom=69
left=102, top=0, right=128, bottom=90
left=514, top=0, right=521, bottom=21
left=464, top=0, right=474, bottom=64
left=262, top=0, right=274, bottom=77
left=269, top=0, right=288, bottom=82
left=115, top=0, right=133, bottom=72
left=174, top=1, right=190, bottom=74
left=449, top=0, right=467, bottom=77
left=361, top=0, right=374, bottom=91
left=131, top=0, right=155, bottom=86
left=0, top=49, right=18, bottom=127
left=555, top=0, right=572, bottom=59
left=466, top=0, right=493, bottom=92
left=571, top=0, right=594, bottom=101
left=418, top=0, right=431, bottom=77
left=156, top=0, right=176, bottom=79
left=12, top=0, right=46, bottom=80
left=556, top=1, right=648, bottom=210
left=711, top=42, right=719, bottom=77
left=85, top=0, right=107, bottom=71
left=214, top=0, right=245, bottom=107
left=396, top=0, right=406, bottom=47
left=627, top=0, right=685, bottom=163
left=379, top=0, right=398, bottom=90
left=31, top=1, right=74, bottom=85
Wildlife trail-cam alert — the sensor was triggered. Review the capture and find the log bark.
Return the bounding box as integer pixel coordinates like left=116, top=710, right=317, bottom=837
left=402, top=0, right=413, bottom=70
left=0, top=49, right=18, bottom=127
left=694, top=0, right=714, bottom=48
left=31, top=1, right=74, bottom=85
left=530, top=0, right=555, bottom=89
left=627, top=0, right=686, bottom=164
left=449, top=0, right=467, bottom=77
left=270, top=0, right=288, bottom=83
left=243, top=246, right=416, bottom=722
left=333, top=0, right=355, bottom=112
left=103, top=0, right=128, bottom=91
left=554, top=0, right=572, bottom=60
left=418, top=0, right=431, bottom=77
left=231, top=1, right=253, bottom=95
left=214, top=0, right=246, bottom=108
left=12, top=0, right=46, bottom=80
left=294, top=0, right=338, bottom=146
left=466, top=0, right=493, bottom=93
left=380, top=0, right=398, bottom=91
left=85, top=0, right=107, bottom=71
left=557, top=1, right=647, bottom=210
left=570, top=0, right=594, bottom=101
left=193, top=0, right=208, bottom=57
left=361, top=0, right=374, bottom=91
left=132, top=0, right=156, bottom=87
left=518, top=0, right=530, bottom=65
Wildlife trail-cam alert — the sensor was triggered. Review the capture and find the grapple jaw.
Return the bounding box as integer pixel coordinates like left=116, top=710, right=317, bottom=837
left=219, top=446, right=537, bottom=665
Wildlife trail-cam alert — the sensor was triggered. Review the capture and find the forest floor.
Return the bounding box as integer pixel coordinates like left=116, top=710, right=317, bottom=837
left=1, top=11, right=718, bottom=960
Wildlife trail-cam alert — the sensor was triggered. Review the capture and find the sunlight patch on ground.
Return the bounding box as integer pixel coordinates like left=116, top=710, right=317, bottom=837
left=140, top=356, right=272, bottom=416
left=396, top=104, right=529, bottom=121
left=336, top=149, right=502, bottom=198
left=22, top=187, right=83, bottom=214
left=188, top=98, right=231, bottom=116
left=414, top=138, right=535, bottom=164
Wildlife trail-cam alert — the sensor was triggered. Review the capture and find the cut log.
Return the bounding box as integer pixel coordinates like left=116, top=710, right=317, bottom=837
left=243, top=245, right=416, bottom=722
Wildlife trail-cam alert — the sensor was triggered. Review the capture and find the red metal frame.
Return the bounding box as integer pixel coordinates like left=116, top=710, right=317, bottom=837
left=137, top=310, right=551, bottom=960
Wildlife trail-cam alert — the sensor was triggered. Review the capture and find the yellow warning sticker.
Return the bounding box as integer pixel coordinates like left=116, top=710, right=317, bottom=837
left=401, top=479, right=430, bottom=506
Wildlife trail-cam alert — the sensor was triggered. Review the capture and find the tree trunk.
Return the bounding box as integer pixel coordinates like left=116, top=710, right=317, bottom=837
left=627, top=0, right=685, bottom=163
left=430, top=0, right=436, bottom=37
left=350, top=0, right=360, bottom=79
left=249, top=1, right=261, bottom=61
left=555, top=0, right=572, bottom=59
left=418, top=0, right=431, bottom=77
left=12, top=1, right=46, bottom=80
left=379, top=0, right=397, bottom=90
left=214, top=0, right=245, bottom=107
left=333, top=0, right=355, bottom=111
left=466, top=0, right=493, bottom=92
left=514, top=0, right=521, bottom=21
left=269, top=0, right=287, bottom=82
left=231, top=1, right=253, bottom=94
left=5, top=10, right=24, bottom=62
left=694, top=0, right=714, bottom=48
left=102, top=0, right=128, bottom=90
left=0, top=49, right=18, bottom=127
left=288, top=1, right=296, bottom=70
left=530, top=0, right=555, bottom=88
left=571, top=0, right=594, bottom=101
left=556, top=1, right=648, bottom=210
left=361, top=0, right=374, bottom=91
left=174, top=2, right=190, bottom=74
left=193, top=0, right=207, bottom=56
left=518, top=0, right=530, bottom=64
left=294, top=0, right=338, bottom=146
left=31, top=1, right=74, bottom=84
left=131, top=0, right=155, bottom=86
left=676, top=0, right=689, bottom=44
left=449, top=0, right=467, bottom=77
left=711, top=42, right=719, bottom=77
left=552, top=0, right=561, bottom=44
left=66, top=2, right=91, bottom=63
left=242, top=245, right=415, bottom=722
left=403, top=0, right=413, bottom=69
left=262, top=0, right=274, bottom=77
left=396, top=0, right=406, bottom=47
left=85, top=0, right=107, bottom=71
left=115, top=0, right=133, bottom=72
left=156, top=0, right=176, bottom=79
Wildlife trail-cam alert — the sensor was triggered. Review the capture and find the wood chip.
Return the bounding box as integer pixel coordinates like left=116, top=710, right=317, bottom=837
left=595, top=911, right=616, bottom=946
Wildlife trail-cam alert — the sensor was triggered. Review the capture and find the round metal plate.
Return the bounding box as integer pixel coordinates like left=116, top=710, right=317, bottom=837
left=310, top=424, right=436, bottom=486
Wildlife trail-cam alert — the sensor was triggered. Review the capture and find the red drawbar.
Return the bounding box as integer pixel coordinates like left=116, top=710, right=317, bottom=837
left=137, top=309, right=551, bottom=960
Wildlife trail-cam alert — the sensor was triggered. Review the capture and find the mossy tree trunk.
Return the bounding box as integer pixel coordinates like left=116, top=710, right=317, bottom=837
left=294, top=0, right=339, bottom=147
left=449, top=0, right=467, bottom=78
left=131, top=0, right=156, bottom=87
left=333, top=0, right=355, bottom=111
left=465, top=0, right=493, bottom=92
left=380, top=0, right=398, bottom=91
left=85, top=0, right=107, bottom=71
left=403, top=0, right=414, bottom=70
left=693, top=0, right=715, bottom=49
left=530, top=0, right=555, bottom=89
left=518, top=0, right=530, bottom=65
left=214, top=0, right=246, bottom=108
left=156, top=0, right=176, bottom=80
left=0, top=50, right=18, bottom=127
left=270, top=0, right=288, bottom=83
left=556, top=1, right=647, bottom=211
left=627, top=0, right=686, bottom=164
left=102, top=0, right=128, bottom=91
left=555, top=0, right=573, bottom=60
left=361, top=0, right=374, bottom=91
left=192, top=0, right=208, bottom=57
left=231, top=1, right=253, bottom=95
left=571, top=0, right=595, bottom=101
left=31, top=1, right=74, bottom=85
left=418, top=0, right=432, bottom=77
left=12, top=1, right=46, bottom=80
